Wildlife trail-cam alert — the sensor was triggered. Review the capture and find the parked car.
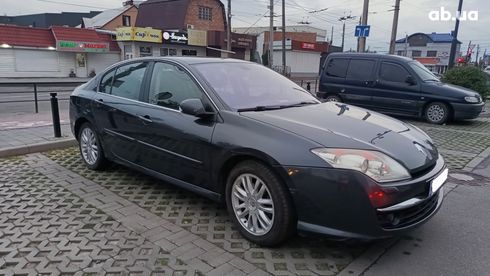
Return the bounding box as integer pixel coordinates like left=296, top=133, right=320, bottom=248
left=70, top=57, right=447, bottom=246
left=317, top=53, right=485, bottom=124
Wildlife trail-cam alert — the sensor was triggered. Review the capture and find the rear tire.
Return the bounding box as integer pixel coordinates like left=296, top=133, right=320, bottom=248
left=225, top=160, right=295, bottom=246
left=325, top=95, right=342, bottom=102
left=425, top=102, right=449, bottom=124
left=78, top=123, right=107, bottom=170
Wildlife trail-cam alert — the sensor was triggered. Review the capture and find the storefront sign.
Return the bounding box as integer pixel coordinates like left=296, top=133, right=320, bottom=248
left=116, top=27, right=162, bottom=43
left=188, top=29, right=207, bottom=46
left=301, top=42, right=316, bottom=50
left=57, top=40, right=109, bottom=52
left=163, top=31, right=188, bottom=45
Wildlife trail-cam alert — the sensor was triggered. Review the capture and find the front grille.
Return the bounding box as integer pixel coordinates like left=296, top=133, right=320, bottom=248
left=377, top=191, right=440, bottom=230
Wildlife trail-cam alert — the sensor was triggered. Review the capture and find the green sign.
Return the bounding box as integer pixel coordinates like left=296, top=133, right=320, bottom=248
left=57, top=40, right=109, bottom=53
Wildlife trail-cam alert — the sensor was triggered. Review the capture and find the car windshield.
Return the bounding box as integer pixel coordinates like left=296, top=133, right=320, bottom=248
left=409, top=61, right=440, bottom=82
left=192, top=62, right=318, bottom=110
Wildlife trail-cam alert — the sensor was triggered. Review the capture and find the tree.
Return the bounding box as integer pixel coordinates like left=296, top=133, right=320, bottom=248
left=442, top=66, right=489, bottom=100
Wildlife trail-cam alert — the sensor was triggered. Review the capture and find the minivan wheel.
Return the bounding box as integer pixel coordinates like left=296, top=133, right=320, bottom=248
left=78, top=123, right=107, bottom=170
left=226, top=161, right=295, bottom=246
left=425, top=102, right=449, bottom=124
left=325, top=95, right=342, bottom=102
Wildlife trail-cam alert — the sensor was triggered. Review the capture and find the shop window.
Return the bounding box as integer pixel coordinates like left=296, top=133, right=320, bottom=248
left=140, top=46, right=152, bottom=57
left=182, top=50, right=198, bottom=56
left=397, top=50, right=404, bottom=56
left=122, top=15, right=131, bottom=26
left=199, top=6, right=212, bottom=21
left=160, top=48, right=177, bottom=56
left=427, top=50, right=437, bottom=57
left=412, top=50, right=422, bottom=57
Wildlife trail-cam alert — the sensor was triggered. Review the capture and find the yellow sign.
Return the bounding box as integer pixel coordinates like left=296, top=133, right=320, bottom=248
left=116, top=27, right=162, bottom=43
left=188, top=29, right=207, bottom=46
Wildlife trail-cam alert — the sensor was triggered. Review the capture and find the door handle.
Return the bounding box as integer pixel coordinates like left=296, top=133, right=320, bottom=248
left=138, top=115, right=153, bottom=123
left=96, top=98, right=104, bottom=103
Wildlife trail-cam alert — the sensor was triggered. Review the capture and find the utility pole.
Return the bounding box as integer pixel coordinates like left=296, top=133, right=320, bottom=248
left=449, top=0, right=464, bottom=68
left=404, top=33, right=408, bottom=56
left=358, top=0, right=369, bottom=52
left=388, top=0, right=401, bottom=54
left=475, top=44, right=480, bottom=66
left=330, top=26, right=334, bottom=44
left=357, top=16, right=361, bottom=52
left=282, top=0, right=286, bottom=75
left=226, top=0, right=231, bottom=57
left=466, top=40, right=472, bottom=62
left=268, top=0, right=274, bottom=68
left=339, top=15, right=355, bottom=52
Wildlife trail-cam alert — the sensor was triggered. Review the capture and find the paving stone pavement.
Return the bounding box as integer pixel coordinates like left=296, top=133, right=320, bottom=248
left=408, top=117, right=490, bottom=170
left=0, top=124, right=72, bottom=149
left=42, top=148, right=364, bottom=276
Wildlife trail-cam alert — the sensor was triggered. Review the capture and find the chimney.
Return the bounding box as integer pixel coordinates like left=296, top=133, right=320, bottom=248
left=123, top=0, right=134, bottom=7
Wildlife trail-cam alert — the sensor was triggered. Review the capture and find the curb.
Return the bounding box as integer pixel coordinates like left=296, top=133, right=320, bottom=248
left=0, top=138, right=77, bottom=158
left=337, top=239, right=398, bottom=276
left=462, top=146, right=490, bottom=172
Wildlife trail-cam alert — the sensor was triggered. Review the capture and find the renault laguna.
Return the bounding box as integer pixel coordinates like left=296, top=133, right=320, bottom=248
left=70, top=57, right=448, bottom=246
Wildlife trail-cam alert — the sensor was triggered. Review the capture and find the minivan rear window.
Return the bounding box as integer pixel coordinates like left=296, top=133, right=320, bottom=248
left=325, top=58, right=349, bottom=78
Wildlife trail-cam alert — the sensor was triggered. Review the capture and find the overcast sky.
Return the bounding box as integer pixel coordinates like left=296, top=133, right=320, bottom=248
left=3, top=0, right=489, bottom=56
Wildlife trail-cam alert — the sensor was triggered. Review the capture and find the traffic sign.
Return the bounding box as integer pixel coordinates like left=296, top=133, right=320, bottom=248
left=355, top=25, right=370, bottom=37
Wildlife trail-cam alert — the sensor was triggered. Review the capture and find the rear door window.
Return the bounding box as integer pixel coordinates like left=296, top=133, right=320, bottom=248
left=379, top=62, right=409, bottom=83
left=99, top=69, right=115, bottom=93
left=325, top=58, right=350, bottom=78
left=110, top=62, right=148, bottom=101
left=346, top=59, right=376, bottom=81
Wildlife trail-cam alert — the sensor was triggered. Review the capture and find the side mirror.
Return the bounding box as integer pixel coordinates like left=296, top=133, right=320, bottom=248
left=180, top=98, right=215, bottom=118
left=405, top=75, right=416, bottom=85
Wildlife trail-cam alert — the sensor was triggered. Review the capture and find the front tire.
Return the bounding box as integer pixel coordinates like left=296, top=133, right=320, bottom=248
left=226, top=161, right=295, bottom=246
left=78, top=123, right=107, bottom=170
left=425, top=102, right=449, bottom=124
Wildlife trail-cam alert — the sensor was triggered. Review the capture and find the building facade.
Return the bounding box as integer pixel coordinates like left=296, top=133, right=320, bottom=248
left=114, top=0, right=256, bottom=60
left=0, top=25, right=120, bottom=78
left=82, top=4, right=139, bottom=31
left=395, top=32, right=461, bottom=73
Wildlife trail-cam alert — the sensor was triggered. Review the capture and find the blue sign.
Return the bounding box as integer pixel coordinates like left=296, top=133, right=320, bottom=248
left=355, top=25, right=370, bottom=37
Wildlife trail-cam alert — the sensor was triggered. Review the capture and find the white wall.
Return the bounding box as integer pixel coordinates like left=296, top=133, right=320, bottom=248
left=0, top=48, right=75, bottom=78
left=394, top=42, right=461, bottom=66
left=87, top=53, right=121, bottom=76
left=273, top=50, right=321, bottom=75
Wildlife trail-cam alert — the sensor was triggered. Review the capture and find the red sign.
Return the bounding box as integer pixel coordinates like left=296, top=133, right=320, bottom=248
left=301, top=42, right=315, bottom=50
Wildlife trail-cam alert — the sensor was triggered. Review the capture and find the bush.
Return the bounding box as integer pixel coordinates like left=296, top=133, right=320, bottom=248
left=442, top=66, right=489, bottom=100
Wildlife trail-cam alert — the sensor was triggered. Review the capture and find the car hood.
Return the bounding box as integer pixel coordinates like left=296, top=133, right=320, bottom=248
left=424, top=81, right=480, bottom=98
left=241, top=103, right=438, bottom=173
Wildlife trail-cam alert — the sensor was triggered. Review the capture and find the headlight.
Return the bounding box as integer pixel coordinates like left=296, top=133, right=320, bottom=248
left=311, top=148, right=411, bottom=183
left=464, top=96, right=479, bottom=103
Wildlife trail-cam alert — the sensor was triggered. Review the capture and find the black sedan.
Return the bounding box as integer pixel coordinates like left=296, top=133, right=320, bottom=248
left=70, top=57, right=448, bottom=246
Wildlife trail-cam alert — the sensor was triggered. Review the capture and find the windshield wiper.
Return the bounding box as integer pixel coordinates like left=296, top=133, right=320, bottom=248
left=237, top=105, right=284, bottom=112
left=237, top=101, right=318, bottom=112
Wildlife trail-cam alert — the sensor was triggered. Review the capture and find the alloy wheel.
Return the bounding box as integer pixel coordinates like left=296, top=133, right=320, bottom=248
left=231, top=173, right=275, bottom=236
left=80, top=127, right=99, bottom=165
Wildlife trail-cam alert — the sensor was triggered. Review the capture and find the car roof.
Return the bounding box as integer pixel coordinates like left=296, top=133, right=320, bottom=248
left=328, top=52, right=414, bottom=62
left=120, top=56, right=252, bottom=66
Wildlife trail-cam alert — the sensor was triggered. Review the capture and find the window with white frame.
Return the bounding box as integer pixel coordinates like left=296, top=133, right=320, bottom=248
left=199, top=6, right=212, bottom=21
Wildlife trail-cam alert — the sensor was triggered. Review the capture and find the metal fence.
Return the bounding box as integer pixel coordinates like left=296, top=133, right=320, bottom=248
left=0, top=81, right=86, bottom=113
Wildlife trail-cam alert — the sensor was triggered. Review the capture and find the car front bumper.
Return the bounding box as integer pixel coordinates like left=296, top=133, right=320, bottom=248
left=451, top=101, right=485, bottom=120
left=281, top=155, right=447, bottom=239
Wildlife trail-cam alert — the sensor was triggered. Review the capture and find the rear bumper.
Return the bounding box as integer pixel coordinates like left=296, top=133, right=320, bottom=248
left=451, top=102, right=485, bottom=120
left=284, top=155, right=447, bottom=239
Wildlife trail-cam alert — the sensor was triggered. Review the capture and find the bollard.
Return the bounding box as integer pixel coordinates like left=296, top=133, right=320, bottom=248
left=306, top=82, right=311, bottom=92
left=33, top=83, right=39, bottom=113
left=50, top=93, right=62, bottom=138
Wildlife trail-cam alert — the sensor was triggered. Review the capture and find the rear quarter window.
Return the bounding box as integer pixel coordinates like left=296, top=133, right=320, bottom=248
left=325, top=58, right=350, bottom=78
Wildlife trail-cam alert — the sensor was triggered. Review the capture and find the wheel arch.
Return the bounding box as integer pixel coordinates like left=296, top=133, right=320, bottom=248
left=73, top=117, right=91, bottom=141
